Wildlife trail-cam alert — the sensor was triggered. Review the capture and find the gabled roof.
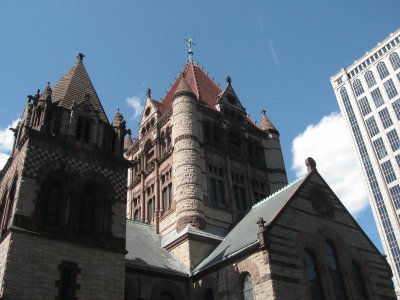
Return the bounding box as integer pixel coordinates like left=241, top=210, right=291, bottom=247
left=51, top=59, right=109, bottom=123
left=160, top=62, right=222, bottom=112
left=193, top=176, right=308, bottom=274
left=125, top=220, right=189, bottom=276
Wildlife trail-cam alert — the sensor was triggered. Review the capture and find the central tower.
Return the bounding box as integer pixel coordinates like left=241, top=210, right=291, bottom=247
left=124, top=59, right=288, bottom=270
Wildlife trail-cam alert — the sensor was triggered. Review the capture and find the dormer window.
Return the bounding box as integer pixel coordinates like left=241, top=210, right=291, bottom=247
left=145, top=107, right=151, bottom=117
left=76, top=117, right=91, bottom=143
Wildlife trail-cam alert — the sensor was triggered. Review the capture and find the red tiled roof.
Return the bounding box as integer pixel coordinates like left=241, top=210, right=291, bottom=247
left=51, top=60, right=109, bottom=123
left=160, top=62, right=222, bottom=113
left=260, top=111, right=278, bottom=133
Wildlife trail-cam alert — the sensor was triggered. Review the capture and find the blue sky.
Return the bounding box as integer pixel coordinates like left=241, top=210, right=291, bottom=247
left=1, top=0, right=400, bottom=251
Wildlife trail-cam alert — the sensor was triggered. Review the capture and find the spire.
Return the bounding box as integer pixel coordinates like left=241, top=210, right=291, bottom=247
left=185, top=36, right=196, bottom=62
left=51, top=54, right=109, bottom=123
left=39, top=82, right=52, bottom=102
left=112, top=108, right=125, bottom=128
left=260, top=110, right=278, bottom=133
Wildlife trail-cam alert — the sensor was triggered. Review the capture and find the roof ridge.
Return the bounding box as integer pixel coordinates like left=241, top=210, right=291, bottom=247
left=190, top=62, right=201, bottom=99
left=251, top=176, right=305, bottom=210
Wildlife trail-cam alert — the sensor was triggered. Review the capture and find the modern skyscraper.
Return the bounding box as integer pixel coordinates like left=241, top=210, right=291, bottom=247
left=331, top=29, right=400, bottom=289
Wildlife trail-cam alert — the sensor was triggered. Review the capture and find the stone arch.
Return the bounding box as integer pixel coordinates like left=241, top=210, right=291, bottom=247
left=235, top=258, right=260, bottom=284
left=150, top=280, right=185, bottom=300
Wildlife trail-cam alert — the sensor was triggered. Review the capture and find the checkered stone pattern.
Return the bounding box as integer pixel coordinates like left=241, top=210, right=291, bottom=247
left=23, top=145, right=127, bottom=201
left=0, top=143, right=28, bottom=198
left=23, top=145, right=63, bottom=179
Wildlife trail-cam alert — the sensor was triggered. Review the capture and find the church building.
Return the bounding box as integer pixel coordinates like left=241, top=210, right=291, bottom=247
left=0, top=51, right=396, bottom=299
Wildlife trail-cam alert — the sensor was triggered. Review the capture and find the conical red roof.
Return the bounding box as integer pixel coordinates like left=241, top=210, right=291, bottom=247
left=160, top=62, right=222, bottom=113
left=260, top=111, right=278, bottom=133
left=51, top=59, right=109, bottom=123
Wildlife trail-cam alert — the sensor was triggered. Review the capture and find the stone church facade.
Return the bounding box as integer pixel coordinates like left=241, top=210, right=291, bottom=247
left=0, top=54, right=396, bottom=299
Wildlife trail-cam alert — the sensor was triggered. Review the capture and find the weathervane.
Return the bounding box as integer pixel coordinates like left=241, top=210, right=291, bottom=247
left=185, top=36, right=196, bottom=62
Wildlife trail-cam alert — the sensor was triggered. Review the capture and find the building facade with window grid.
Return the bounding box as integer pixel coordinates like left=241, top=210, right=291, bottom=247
left=331, top=28, right=400, bottom=290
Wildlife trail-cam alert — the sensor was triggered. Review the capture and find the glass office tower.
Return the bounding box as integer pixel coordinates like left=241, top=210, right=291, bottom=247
left=331, top=29, right=400, bottom=290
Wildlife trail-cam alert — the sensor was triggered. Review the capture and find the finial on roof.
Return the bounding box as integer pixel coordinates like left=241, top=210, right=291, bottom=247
left=46, top=82, right=51, bottom=89
left=261, top=109, right=266, bottom=115
left=184, top=36, right=196, bottom=62
left=257, top=217, right=267, bottom=249
left=257, top=217, right=266, bottom=232
left=146, top=88, right=151, bottom=98
left=226, top=76, right=232, bottom=85
left=305, top=157, right=317, bottom=173
left=77, top=53, right=85, bottom=61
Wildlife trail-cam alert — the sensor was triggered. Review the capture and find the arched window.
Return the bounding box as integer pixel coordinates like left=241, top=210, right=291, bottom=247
left=389, top=52, right=400, bottom=71
left=79, top=191, right=96, bottom=233
left=304, top=250, right=323, bottom=300
left=377, top=62, right=390, bottom=79
left=352, top=79, right=364, bottom=97
left=144, top=139, right=154, bottom=163
left=325, top=242, right=347, bottom=300
left=76, top=117, right=91, bottom=143
left=364, top=70, right=376, bottom=88
left=242, top=273, right=254, bottom=300
left=160, top=292, right=175, bottom=300
left=43, top=182, right=63, bottom=225
left=351, top=261, right=368, bottom=299
left=203, top=288, right=214, bottom=300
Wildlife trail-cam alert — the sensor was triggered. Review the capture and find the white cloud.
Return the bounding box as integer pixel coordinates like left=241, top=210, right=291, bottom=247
left=0, top=119, right=19, bottom=169
left=126, top=96, right=144, bottom=119
left=291, top=112, right=369, bottom=217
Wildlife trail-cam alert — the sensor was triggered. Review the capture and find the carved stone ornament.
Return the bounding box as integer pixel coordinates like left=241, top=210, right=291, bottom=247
left=309, top=186, right=335, bottom=219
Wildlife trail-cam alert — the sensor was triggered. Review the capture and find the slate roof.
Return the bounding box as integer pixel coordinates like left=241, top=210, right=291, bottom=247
left=193, top=176, right=307, bottom=274
left=125, top=220, right=189, bottom=276
left=51, top=59, right=109, bottom=123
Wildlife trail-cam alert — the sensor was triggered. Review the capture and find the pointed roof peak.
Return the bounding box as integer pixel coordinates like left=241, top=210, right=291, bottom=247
left=173, top=76, right=194, bottom=98
left=260, top=110, right=278, bottom=133
left=51, top=55, right=109, bottom=123
left=160, top=61, right=222, bottom=112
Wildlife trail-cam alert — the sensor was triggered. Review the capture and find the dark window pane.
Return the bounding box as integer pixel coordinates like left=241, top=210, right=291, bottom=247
left=325, top=242, right=347, bottom=300
left=304, top=250, right=323, bottom=300
left=44, top=182, right=62, bottom=225
left=80, top=191, right=96, bottom=232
